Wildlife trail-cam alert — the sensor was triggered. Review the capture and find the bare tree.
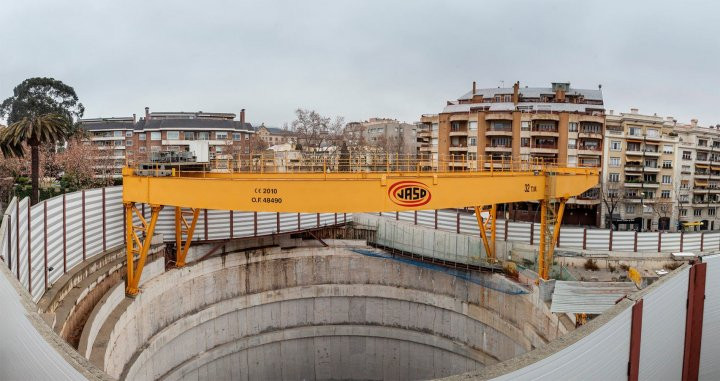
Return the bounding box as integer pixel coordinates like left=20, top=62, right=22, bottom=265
left=599, top=178, right=625, bottom=230
left=288, top=109, right=344, bottom=150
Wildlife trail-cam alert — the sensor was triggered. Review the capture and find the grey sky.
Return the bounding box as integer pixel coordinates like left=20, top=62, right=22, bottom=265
left=1, top=0, right=718, bottom=127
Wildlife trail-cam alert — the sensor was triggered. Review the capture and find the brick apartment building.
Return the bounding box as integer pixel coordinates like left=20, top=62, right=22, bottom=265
left=419, top=81, right=606, bottom=226
left=81, top=108, right=254, bottom=177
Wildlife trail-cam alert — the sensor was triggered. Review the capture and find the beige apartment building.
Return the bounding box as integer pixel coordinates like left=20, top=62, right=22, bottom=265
left=419, top=81, right=605, bottom=226
left=602, top=109, right=680, bottom=231
left=344, top=118, right=418, bottom=154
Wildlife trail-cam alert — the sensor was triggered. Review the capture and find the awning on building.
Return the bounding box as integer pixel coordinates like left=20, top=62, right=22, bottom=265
left=550, top=281, right=638, bottom=315
left=683, top=221, right=703, bottom=227
left=695, top=180, right=709, bottom=186
left=696, top=164, right=709, bottom=169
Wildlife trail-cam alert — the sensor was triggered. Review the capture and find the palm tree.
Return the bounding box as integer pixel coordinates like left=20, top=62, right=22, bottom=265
left=0, top=113, right=71, bottom=205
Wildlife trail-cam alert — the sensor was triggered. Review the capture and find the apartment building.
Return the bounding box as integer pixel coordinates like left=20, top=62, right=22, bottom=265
left=344, top=118, right=418, bottom=154
left=81, top=108, right=254, bottom=177
left=255, top=124, right=294, bottom=146
left=674, top=120, right=720, bottom=231
left=419, top=81, right=606, bottom=226
left=602, top=109, right=680, bottom=231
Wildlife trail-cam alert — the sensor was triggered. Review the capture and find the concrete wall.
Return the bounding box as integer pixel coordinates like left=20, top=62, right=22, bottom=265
left=92, top=247, right=563, bottom=380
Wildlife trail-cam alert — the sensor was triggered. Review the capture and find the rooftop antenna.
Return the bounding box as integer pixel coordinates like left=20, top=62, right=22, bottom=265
left=500, top=80, right=505, bottom=88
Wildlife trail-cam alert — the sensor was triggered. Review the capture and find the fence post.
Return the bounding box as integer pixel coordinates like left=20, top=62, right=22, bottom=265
left=102, top=188, right=106, bottom=252
left=396, top=211, right=399, bottom=221
left=582, top=228, right=587, bottom=250
left=16, top=200, right=20, bottom=279
left=316, top=213, right=320, bottom=228
left=609, top=230, right=613, bottom=251
left=682, top=262, right=707, bottom=380
left=297, top=213, right=301, bottom=230
left=43, top=201, right=48, bottom=291
left=504, top=219, right=509, bottom=241
left=456, top=211, right=460, bottom=234
left=27, top=201, right=31, bottom=296
left=700, top=232, right=705, bottom=252
left=204, top=209, right=209, bottom=240
left=62, top=194, right=67, bottom=274
left=334, top=213, right=337, bottom=225
left=414, top=211, right=417, bottom=225
left=229, top=211, right=234, bottom=239
left=634, top=231, right=638, bottom=252
left=434, top=210, right=438, bottom=229
left=253, top=212, right=258, bottom=236
left=6, top=219, right=12, bottom=271
left=658, top=232, right=662, bottom=252
left=681, top=231, right=685, bottom=252
left=628, top=299, right=644, bottom=381
left=82, top=190, right=86, bottom=261
left=530, top=223, right=535, bottom=245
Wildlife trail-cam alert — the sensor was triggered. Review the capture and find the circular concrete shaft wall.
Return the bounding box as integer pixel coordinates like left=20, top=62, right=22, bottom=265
left=94, top=247, right=563, bottom=380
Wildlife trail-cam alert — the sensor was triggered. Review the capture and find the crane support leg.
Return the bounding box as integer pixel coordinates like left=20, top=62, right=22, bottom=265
left=175, top=207, right=200, bottom=267
left=474, top=206, right=496, bottom=262
left=125, top=203, right=163, bottom=296
left=538, top=198, right=567, bottom=280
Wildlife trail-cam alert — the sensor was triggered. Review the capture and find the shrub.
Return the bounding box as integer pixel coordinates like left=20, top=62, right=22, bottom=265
left=664, top=262, right=682, bottom=271
left=584, top=258, right=599, bottom=271
left=619, top=264, right=630, bottom=271
left=608, top=263, right=617, bottom=273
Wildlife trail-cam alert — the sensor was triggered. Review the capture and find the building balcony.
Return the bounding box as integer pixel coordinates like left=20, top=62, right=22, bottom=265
left=419, top=146, right=432, bottom=152
left=626, top=150, right=643, bottom=156
left=449, top=130, right=468, bottom=136
left=90, top=136, right=126, bottom=141
left=578, top=131, right=603, bottom=139
left=417, top=130, right=431, bottom=138
left=642, top=150, right=661, bottom=157
left=577, top=147, right=602, bottom=155
left=695, top=173, right=710, bottom=179
left=530, top=145, right=558, bottom=154
left=485, top=145, right=512, bottom=152
left=529, top=129, right=559, bottom=137
left=449, top=145, right=469, bottom=152
left=624, top=181, right=659, bottom=188
left=97, top=145, right=125, bottom=150
left=162, top=139, right=231, bottom=146
left=486, top=128, right=513, bottom=136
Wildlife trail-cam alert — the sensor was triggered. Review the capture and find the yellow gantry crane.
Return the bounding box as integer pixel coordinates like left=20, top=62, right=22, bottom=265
left=121, top=154, right=598, bottom=296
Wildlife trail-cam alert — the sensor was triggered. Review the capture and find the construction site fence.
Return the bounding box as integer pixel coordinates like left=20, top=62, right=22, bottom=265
left=371, top=209, right=720, bottom=254
left=0, top=186, right=351, bottom=302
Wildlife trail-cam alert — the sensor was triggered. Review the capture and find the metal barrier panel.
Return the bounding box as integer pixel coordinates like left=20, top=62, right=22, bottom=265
left=436, top=209, right=457, bottom=232
left=458, top=213, right=480, bottom=236
left=585, top=230, right=610, bottom=251
left=684, top=233, right=702, bottom=252
left=397, top=211, right=414, bottom=223
left=279, top=212, right=298, bottom=233
left=559, top=227, right=583, bottom=249
left=232, top=212, right=255, bottom=238
left=636, top=232, right=659, bottom=252
left=638, top=266, right=690, bottom=380
left=44, top=197, right=65, bottom=286
left=661, top=233, right=681, bottom=252
left=206, top=210, right=230, bottom=240
left=29, top=201, right=45, bottom=300
left=703, top=233, right=720, bottom=252
left=320, top=213, right=335, bottom=226
left=2, top=198, right=18, bottom=275
left=105, top=187, right=124, bottom=249
left=700, top=254, right=720, bottom=380
left=612, top=231, right=635, bottom=252
left=17, top=198, right=29, bottom=290
left=299, top=213, right=316, bottom=230
left=84, top=189, right=104, bottom=259
left=493, top=306, right=632, bottom=380
left=507, top=221, right=531, bottom=243
left=256, top=212, right=276, bottom=235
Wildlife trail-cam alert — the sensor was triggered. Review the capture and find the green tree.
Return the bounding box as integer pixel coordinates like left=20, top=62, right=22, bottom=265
left=0, top=77, right=84, bottom=135
left=0, top=114, right=71, bottom=204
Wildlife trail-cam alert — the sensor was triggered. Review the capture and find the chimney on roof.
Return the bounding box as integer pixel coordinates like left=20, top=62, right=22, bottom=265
left=240, top=109, right=246, bottom=126
left=512, top=81, right=519, bottom=105
left=691, top=119, right=698, bottom=127
left=630, top=108, right=639, bottom=114
left=132, top=113, right=136, bottom=123
left=145, top=107, right=150, bottom=120
left=472, top=81, right=476, bottom=94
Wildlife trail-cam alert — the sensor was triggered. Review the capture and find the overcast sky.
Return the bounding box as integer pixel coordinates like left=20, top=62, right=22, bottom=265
left=1, top=0, right=718, bottom=127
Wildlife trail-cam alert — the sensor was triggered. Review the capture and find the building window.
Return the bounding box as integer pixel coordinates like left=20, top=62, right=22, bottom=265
left=166, top=131, right=180, bottom=140
left=568, top=122, right=578, bottom=132
left=198, top=132, right=210, bottom=140
left=469, top=122, right=477, bottom=131
left=680, top=209, right=687, bottom=216
left=126, top=130, right=133, bottom=137
left=183, top=132, right=194, bottom=140
left=431, top=138, right=438, bottom=146
left=661, top=190, right=671, bottom=198
left=151, top=132, right=161, bottom=141
left=695, top=209, right=703, bottom=217
left=609, top=140, right=621, bottom=151
left=710, top=208, right=717, bottom=216
left=233, top=133, right=242, bottom=141
left=662, top=175, right=672, bottom=184
left=139, top=147, right=146, bottom=153
left=244, top=146, right=249, bottom=153
left=139, top=133, right=146, bottom=141
left=245, top=134, right=249, bottom=140
left=663, top=145, right=673, bottom=154
left=216, top=132, right=228, bottom=140
left=114, top=140, right=123, bottom=146
left=151, top=146, right=160, bottom=152
left=647, top=129, right=659, bottom=137
left=113, top=130, right=123, bottom=137
left=521, top=121, right=531, bottom=131
left=568, top=138, right=576, bottom=149
left=609, top=173, right=620, bottom=182
left=610, top=157, right=620, bottom=167
left=215, top=146, right=224, bottom=153
left=698, top=139, right=708, bottom=147
left=126, top=140, right=133, bottom=146
left=663, top=160, right=672, bottom=168
left=628, top=127, right=642, bottom=136
left=469, top=137, right=477, bottom=146
left=521, top=138, right=530, bottom=147
left=568, top=156, right=577, bottom=166
left=683, top=151, right=692, bottom=160
left=626, top=205, right=635, bottom=213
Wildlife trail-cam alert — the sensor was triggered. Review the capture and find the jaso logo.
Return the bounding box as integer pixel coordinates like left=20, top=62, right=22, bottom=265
left=388, top=181, right=432, bottom=207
